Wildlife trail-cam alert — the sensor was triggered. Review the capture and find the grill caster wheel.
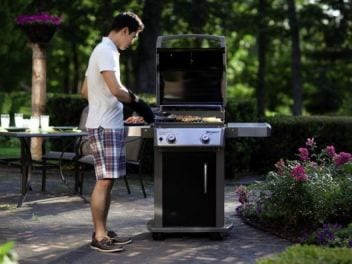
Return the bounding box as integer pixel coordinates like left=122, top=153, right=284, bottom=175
left=152, top=232, right=165, bottom=240
left=210, top=232, right=224, bottom=241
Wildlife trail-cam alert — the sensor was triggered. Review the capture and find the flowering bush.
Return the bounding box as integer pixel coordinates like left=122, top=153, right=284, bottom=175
left=16, top=12, right=62, bottom=26
left=236, top=137, right=352, bottom=238
left=303, top=223, right=352, bottom=248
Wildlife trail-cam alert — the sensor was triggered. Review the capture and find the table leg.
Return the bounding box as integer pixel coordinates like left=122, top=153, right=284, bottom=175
left=17, top=138, right=32, bottom=208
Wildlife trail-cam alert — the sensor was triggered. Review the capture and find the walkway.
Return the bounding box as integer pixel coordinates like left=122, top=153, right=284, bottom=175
left=0, top=165, right=291, bottom=264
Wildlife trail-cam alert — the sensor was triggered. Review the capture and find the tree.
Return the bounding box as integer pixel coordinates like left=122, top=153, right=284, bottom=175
left=256, top=0, right=268, bottom=120
left=135, top=0, right=163, bottom=93
left=287, top=0, right=303, bottom=116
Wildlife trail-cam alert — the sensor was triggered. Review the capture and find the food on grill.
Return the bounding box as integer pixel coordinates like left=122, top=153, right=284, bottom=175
left=124, top=116, right=145, bottom=124
left=202, top=117, right=222, bottom=123
left=170, top=115, right=222, bottom=123
left=175, top=115, right=202, bottom=122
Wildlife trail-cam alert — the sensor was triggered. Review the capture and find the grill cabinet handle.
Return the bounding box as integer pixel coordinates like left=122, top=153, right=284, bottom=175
left=204, top=163, right=208, bottom=194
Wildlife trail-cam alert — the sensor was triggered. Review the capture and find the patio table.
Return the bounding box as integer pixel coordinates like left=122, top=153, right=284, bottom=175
left=0, top=127, right=88, bottom=207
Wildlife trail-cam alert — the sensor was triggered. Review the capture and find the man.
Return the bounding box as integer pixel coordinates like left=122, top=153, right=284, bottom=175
left=81, top=11, right=152, bottom=253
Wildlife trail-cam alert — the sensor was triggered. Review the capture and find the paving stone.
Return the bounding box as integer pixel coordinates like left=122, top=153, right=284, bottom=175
left=0, top=165, right=291, bottom=264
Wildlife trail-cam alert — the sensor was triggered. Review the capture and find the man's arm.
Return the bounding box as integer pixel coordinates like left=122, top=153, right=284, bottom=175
left=101, top=71, right=132, bottom=103
left=81, top=77, right=88, bottom=99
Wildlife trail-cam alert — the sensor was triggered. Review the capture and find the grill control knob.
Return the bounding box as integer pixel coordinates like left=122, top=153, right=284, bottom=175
left=166, top=134, right=176, bottom=144
left=201, top=134, right=210, bottom=144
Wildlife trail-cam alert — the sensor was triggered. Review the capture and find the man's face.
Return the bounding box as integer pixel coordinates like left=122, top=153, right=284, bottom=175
left=119, top=28, right=139, bottom=50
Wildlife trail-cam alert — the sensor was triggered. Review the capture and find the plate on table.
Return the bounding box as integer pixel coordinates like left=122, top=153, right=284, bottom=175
left=53, top=126, right=76, bottom=131
left=5, top=127, right=27, bottom=132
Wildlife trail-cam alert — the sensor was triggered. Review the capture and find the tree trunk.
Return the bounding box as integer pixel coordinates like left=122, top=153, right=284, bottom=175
left=256, top=0, right=267, bottom=120
left=63, top=55, right=70, bottom=94
left=287, top=0, right=303, bottom=116
left=98, top=0, right=114, bottom=36
left=189, top=0, right=207, bottom=33
left=31, top=43, right=47, bottom=160
left=135, top=0, right=163, bottom=93
left=71, top=41, right=79, bottom=93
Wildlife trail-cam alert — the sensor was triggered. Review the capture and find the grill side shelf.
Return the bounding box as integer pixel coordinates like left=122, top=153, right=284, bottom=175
left=225, top=123, right=271, bottom=138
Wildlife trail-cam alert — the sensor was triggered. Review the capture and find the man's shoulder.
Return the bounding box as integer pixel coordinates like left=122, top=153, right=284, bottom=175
left=94, top=41, right=111, bottom=52
left=91, top=42, right=114, bottom=58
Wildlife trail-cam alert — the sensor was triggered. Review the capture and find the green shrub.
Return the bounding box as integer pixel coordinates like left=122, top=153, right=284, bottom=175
left=304, top=223, right=352, bottom=248
left=331, top=164, right=352, bottom=225
left=253, top=116, right=352, bottom=173
left=226, top=98, right=257, bottom=122
left=256, top=244, right=352, bottom=264
left=0, top=241, right=17, bottom=264
left=46, top=93, right=87, bottom=126
left=225, top=98, right=260, bottom=176
left=237, top=138, right=352, bottom=233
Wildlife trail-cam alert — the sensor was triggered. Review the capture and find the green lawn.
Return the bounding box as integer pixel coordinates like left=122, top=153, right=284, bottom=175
left=0, top=147, right=20, bottom=158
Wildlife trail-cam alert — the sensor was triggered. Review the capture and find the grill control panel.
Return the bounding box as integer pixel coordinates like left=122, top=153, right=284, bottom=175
left=155, top=128, right=224, bottom=147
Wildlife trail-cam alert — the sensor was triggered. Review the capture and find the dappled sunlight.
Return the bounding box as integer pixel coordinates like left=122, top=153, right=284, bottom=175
left=0, top=165, right=292, bottom=263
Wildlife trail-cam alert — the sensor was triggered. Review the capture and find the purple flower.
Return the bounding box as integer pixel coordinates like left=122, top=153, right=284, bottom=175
left=316, top=224, right=336, bottom=245
left=274, top=159, right=285, bottom=175
left=16, top=12, right=62, bottom=26
left=326, top=145, right=336, bottom=159
left=256, top=205, right=263, bottom=215
left=348, top=240, right=352, bottom=248
left=235, top=185, right=248, bottom=204
left=291, top=164, right=308, bottom=182
left=306, top=138, right=315, bottom=148
left=298, top=147, right=310, bottom=161
left=334, top=152, right=352, bottom=166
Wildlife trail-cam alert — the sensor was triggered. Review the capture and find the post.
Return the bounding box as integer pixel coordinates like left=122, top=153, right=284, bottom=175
left=30, top=43, right=47, bottom=160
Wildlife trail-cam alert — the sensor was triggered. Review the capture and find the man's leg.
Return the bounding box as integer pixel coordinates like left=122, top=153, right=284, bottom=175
left=104, top=180, right=113, bottom=227
left=91, top=179, right=113, bottom=240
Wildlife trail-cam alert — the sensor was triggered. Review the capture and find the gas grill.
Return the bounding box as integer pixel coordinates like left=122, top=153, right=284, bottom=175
left=140, top=34, right=271, bottom=240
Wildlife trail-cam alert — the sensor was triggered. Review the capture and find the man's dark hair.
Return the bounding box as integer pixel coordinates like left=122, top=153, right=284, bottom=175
left=111, top=11, right=144, bottom=33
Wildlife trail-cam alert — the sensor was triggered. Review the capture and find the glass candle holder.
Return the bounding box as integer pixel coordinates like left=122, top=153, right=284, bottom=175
left=14, top=113, right=24, bottom=128
left=29, top=116, right=40, bottom=131
left=1, top=114, right=10, bottom=128
left=40, top=115, right=50, bottom=130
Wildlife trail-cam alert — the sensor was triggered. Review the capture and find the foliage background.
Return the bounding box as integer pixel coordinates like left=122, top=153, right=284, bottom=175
left=1, top=0, right=352, bottom=116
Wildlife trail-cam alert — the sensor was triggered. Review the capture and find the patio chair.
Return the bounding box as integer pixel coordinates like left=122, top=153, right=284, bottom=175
left=76, top=137, right=147, bottom=198
left=41, top=106, right=90, bottom=192
left=125, top=135, right=147, bottom=198
left=73, top=107, right=147, bottom=198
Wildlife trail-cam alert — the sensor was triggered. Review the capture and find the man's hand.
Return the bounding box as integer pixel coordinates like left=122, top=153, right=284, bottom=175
left=124, top=98, right=154, bottom=124
left=127, top=89, right=139, bottom=103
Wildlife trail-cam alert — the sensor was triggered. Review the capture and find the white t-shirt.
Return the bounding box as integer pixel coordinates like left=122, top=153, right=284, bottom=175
left=85, top=37, right=124, bottom=129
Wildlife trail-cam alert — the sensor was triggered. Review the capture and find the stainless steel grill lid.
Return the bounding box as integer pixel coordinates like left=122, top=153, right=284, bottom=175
left=156, top=34, right=227, bottom=107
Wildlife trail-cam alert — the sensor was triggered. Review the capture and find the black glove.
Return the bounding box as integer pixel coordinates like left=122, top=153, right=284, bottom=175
left=125, top=90, right=154, bottom=124
left=128, top=89, right=139, bottom=103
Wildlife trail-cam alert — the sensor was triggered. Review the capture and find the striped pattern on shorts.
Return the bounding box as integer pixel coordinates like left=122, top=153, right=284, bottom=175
left=87, top=127, right=126, bottom=180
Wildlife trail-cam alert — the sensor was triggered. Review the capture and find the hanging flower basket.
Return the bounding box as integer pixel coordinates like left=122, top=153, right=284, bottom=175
left=16, top=12, right=62, bottom=43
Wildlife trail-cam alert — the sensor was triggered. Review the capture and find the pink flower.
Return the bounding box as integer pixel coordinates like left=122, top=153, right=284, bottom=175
left=306, top=138, right=315, bottom=147
left=275, top=159, right=286, bottom=175
left=298, top=147, right=310, bottom=161
left=326, top=145, right=336, bottom=159
left=291, top=165, right=308, bottom=182
left=16, top=12, right=62, bottom=26
left=235, top=185, right=248, bottom=204
left=334, top=152, right=352, bottom=166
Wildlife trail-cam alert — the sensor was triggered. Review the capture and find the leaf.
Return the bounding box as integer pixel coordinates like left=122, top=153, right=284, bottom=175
left=0, top=241, right=14, bottom=256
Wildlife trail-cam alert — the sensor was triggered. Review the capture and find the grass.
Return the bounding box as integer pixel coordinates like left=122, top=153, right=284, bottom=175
left=256, top=244, right=352, bottom=264
left=0, top=137, right=20, bottom=158
left=0, top=147, right=20, bottom=158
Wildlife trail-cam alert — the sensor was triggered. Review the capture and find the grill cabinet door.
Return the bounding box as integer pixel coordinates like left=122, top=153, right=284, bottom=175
left=162, top=151, right=216, bottom=227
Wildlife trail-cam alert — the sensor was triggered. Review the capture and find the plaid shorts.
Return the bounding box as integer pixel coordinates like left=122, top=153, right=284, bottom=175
left=87, top=127, right=126, bottom=180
